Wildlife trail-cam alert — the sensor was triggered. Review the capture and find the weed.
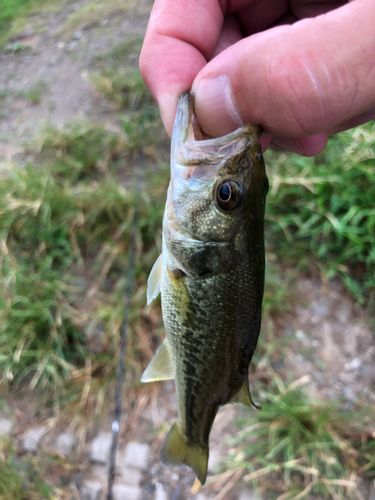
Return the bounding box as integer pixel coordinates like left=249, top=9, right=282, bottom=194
left=0, top=438, right=73, bottom=500
left=229, top=377, right=375, bottom=499
left=0, top=90, right=11, bottom=100
left=58, top=0, right=138, bottom=36
left=0, top=30, right=168, bottom=431
left=3, top=41, right=26, bottom=54
left=0, top=0, right=53, bottom=45
left=0, top=80, right=49, bottom=107
left=265, top=122, right=375, bottom=307
left=17, top=80, right=49, bottom=104
left=91, top=66, right=153, bottom=109
left=0, top=120, right=167, bottom=397
left=92, top=37, right=143, bottom=67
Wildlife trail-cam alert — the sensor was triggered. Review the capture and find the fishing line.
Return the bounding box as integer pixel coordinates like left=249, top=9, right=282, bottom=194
left=107, top=155, right=144, bottom=500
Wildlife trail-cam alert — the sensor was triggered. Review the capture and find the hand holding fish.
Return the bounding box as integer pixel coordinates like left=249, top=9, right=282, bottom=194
left=140, top=0, right=375, bottom=157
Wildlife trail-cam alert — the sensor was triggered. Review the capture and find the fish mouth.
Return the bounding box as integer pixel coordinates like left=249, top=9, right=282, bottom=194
left=171, top=91, right=262, bottom=183
left=177, top=135, right=251, bottom=183
left=176, top=130, right=257, bottom=167
left=172, top=91, right=262, bottom=150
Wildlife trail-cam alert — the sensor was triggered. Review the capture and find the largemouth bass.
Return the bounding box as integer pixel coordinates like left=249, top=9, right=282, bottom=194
left=142, top=91, right=268, bottom=484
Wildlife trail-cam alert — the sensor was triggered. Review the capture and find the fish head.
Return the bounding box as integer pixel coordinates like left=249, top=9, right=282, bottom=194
left=165, top=92, right=267, bottom=245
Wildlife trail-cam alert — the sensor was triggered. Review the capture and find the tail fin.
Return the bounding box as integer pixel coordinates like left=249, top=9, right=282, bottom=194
left=161, top=423, right=208, bottom=485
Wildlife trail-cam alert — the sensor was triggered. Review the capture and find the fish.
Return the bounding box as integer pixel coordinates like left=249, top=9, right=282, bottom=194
left=142, top=91, right=268, bottom=484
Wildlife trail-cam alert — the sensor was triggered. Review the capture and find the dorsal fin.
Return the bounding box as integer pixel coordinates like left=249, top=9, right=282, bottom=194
left=141, top=339, right=175, bottom=382
left=230, top=379, right=261, bottom=409
left=147, top=254, right=163, bottom=305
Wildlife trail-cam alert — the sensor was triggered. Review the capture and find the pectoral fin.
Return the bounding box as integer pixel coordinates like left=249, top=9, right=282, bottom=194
left=141, top=339, right=175, bottom=382
left=231, top=380, right=261, bottom=409
left=147, top=254, right=163, bottom=305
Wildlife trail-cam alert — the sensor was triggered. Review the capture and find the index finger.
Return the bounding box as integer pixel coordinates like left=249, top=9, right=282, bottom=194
left=139, top=0, right=225, bottom=135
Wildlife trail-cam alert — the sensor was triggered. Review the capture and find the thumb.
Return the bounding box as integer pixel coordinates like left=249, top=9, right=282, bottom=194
left=192, top=0, right=375, bottom=139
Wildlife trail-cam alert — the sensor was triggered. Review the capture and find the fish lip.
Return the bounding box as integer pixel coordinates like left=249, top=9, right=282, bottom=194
left=175, top=131, right=256, bottom=170
left=172, top=91, right=261, bottom=176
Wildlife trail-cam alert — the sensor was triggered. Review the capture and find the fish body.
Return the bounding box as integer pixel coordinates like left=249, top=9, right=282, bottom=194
left=143, top=91, right=268, bottom=484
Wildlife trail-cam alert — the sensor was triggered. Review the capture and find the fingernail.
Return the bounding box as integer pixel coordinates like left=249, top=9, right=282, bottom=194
left=193, top=75, right=243, bottom=136
left=271, top=137, right=304, bottom=155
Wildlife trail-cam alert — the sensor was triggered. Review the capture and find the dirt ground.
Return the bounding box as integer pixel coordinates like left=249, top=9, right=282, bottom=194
left=0, top=0, right=149, bottom=158
left=1, top=1, right=374, bottom=499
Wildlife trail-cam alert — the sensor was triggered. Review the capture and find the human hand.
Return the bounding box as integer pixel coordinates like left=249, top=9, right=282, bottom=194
left=140, top=0, right=375, bottom=156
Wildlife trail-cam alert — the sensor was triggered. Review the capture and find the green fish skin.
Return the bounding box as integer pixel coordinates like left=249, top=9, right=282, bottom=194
left=142, top=91, right=268, bottom=484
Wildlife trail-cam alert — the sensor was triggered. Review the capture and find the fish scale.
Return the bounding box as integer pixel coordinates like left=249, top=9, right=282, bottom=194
left=142, top=91, right=268, bottom=484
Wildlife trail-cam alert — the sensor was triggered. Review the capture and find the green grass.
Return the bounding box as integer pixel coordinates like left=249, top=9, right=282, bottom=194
left=0, top=49, right=169, bottom=411
left=0, top=0, right=52, bottom=45
left=231, top=128, right=375, bottom=497
left=18, top=80, right=49, bottom=104
left=0, top=437, right=74, bottom=500
left=228, top=379, right=375, bottom=499
left=90, top=38, right=155, bottom=117
left=265, top=125, right=375, bottom=308
left=0, top=122, right=167, bottom=392
left=0, top=80, right=49, bottom=107
left=0, top=0, right=43, bottom=26
left=58, top=0, right=138, bottom=37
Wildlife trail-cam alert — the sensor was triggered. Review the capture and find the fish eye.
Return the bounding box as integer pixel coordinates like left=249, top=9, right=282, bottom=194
left=216, top=179, right=243, bottom=210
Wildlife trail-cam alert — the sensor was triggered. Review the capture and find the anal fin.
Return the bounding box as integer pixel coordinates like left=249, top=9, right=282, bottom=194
left=141, top=339, right=175, bottom=382
left=230, top=379, right=261, bottom=410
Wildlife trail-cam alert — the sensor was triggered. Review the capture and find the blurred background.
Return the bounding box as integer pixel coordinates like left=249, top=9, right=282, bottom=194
left=0, top=1, right=375, bottom=499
